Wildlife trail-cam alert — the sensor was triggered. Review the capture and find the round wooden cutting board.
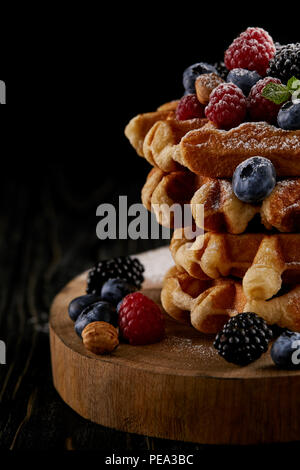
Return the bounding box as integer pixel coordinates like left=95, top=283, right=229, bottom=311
left=49, top=247, right=300, bottom=445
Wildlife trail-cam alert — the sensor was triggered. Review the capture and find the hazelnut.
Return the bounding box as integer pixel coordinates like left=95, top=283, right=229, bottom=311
left=195, top=73, right=224, bottom=105
left=82, top=321, right=119, bottom=355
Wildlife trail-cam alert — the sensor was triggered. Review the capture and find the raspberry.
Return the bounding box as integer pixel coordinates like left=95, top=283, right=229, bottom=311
left=248, top=77, right=282, bottom=123
left=118, top=293, right=165, bottom=345
left=224, top=27, right=276, bottom=76
left=176, top=94, right=205, bottom=120
left=205, top=83, right=247, bottom=129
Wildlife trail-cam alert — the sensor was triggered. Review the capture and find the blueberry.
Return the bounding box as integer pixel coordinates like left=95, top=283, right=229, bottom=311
left=75, top=301, right=117, bottom=337
left=232, top=157, right=276, bottom=203
left=68, top=294, right=102, bottom=322
left=117, top=300, right=123, bottom=313
left=183, top=62, right=217, bottom=94
left=101, top=278, right=136, bottom=306
left=277, top=101, right=300, bottom=130
left=271, top=331, right=300, bottom=369
left=226, top=68, right=261, bottom=96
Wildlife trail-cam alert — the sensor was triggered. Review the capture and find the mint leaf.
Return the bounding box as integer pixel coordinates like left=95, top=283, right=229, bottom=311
left=261, top=83, right=291, bottom=105
left=287, top=76, right=300, bottom=92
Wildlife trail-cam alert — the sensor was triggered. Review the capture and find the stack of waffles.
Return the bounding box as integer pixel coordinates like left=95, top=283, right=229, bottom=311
left=125, top=31, right=300, bottom=335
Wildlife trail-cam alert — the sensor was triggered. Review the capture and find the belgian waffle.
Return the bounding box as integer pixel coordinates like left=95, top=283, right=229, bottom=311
left=178, top=122, right=300, bottom=177
left=141, top=168, right=196, bottom=227
left=126, top=109, right=300, bottom=177
left=170, top=229, right=300, bottom=300
left=125, top=31, right=300, bottom=340
left=142, top=117, right=210, bottom=172
left=142, top=167, right=300, bottom=233
left=124, top=100, right=179, bottom=157
left=161, top=265, right=300, bottom=333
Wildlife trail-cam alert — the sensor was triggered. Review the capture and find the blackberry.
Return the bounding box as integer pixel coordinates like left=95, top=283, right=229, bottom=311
left=86, top=256, right=144, bottom=295
left=267, top=43, right=300, bottom=84
left=275, top=42, right=283, bottom=52
left=214, top=313, right=273, bottom=366
left=214, top=61, right=228, bottom=80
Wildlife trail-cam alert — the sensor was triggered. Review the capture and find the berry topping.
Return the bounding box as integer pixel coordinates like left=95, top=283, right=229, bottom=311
left=224, top=27, right=275, bottom=77
left=205, top=83, right=247, bottom=130
left=183, top=62, right=217, bottom=94
left=247, top=77, right=282, bottom=123
left=268, top=43, right=300, bottom=84
left=118, top=292, right=165, bottom=345
left=214, top=312, right=273, bottom=366
left=101, top=278, right=137, bottom=306
left=175, top=94, right=205, bottom=120
left=226, top=68, right=261, bottom=96
left=277, top=101, right=300, bottom=130
left=86, top=256, right=144, bottom=295
left=68, top=294, right=102, bottom=322
left=75, top=301, right=117, bottom=337
left=232, top=156, right=276, bottom=204
left=271, top=330, right=300, bottom=369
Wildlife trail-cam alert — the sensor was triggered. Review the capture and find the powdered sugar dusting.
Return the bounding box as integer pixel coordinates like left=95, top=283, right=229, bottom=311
left=161, top=335, right=216, bottom=358
left=214, top=122, right=300, bottom=151
left=274, top=179, right=300, bottom=194
left=229, top=122, right=300, bottom=151
left=196, top=72, right=224, bottom=92
left=136, top=246, right=173, bottom=288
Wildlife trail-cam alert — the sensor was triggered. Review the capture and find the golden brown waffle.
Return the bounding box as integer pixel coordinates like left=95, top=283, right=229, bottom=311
left=142, top=117, right=209, bottom=172
left=142, top=167, right=300, bottom=233
left=141, top=168, right=196, bottom=227
left=261, top=180, right=300, bottom=232
left=178, top=122, right=300, bottom=177
left=161, top=266, right=300, bottom=333
left=124, top=100, right=179, bottom=157
left=170, top=230, right=300, bottom=300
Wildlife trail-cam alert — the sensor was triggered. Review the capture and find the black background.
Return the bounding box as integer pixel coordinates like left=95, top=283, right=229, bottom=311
left=5, top=12, right=299, bottom=214
left=5, top=10, right=300, bottom=193
left=1, top=7, right=300, bottom=455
